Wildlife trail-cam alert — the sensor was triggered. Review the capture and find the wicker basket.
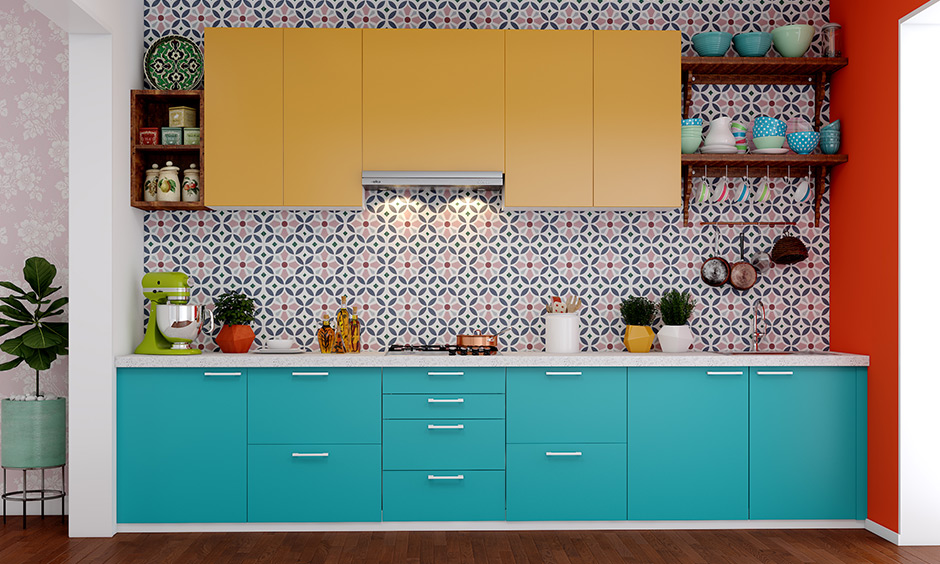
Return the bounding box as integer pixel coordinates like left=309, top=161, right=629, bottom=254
left=771, top=232, right=809, bottom=265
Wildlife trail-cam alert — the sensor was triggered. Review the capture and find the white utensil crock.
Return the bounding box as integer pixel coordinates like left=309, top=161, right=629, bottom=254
left=545, top=313, right=580, bottom=353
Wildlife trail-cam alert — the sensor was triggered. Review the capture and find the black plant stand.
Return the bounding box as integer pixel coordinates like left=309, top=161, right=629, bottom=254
left=2, top=465, right=66, bottom=529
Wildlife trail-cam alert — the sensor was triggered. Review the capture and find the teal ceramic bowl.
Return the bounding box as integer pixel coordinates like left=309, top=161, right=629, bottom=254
left=771, top=24, right=815, bottom=57
left=732, top=32, right=772, bottom=57
left=681, top=136, right=702, bottom=154
left=691, top=32, right=732, bottom=57
left=753, top=135, right=785, bottom=150
left=787, top=131, right=820, bottom=154
left=820, top=137, right=840, bottom=154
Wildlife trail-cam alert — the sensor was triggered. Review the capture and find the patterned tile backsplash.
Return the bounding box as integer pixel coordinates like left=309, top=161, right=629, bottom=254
left=144, top=0, right=832, bottom=353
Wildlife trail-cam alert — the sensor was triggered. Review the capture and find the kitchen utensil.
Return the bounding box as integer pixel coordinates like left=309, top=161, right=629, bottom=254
left=550, top=296, right=567, bottom=313
left=750, top=230, right=773, bottom=273
left=456, top=330, right=499, bottom=348
left=771, top=24, right=815, bottom=58
left=566, top=296, right=582, bottom=313
left=144, top=34, right=204, bottom=90
left=135, top=272, right=212, bottom=355
left=545, top=313, right=580, bottom=353
left=729, top=230, right=758, bottom=291
left=700, top=226, right=730, bottom=287
left=771, top=227, right=810, bottom=264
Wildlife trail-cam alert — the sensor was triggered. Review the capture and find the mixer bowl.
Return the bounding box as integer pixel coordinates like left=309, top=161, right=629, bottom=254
left=156, top=304, right=210, bottom=349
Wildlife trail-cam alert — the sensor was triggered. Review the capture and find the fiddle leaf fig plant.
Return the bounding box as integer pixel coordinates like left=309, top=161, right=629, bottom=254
left=213, top=290, right=257, bottom=327
left=0, top=257, right=68, bottom=397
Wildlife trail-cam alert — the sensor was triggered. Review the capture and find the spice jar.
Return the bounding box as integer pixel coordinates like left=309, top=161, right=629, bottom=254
left=821, top=23, right=842, bottom=57
left=182, top=164, right=200, bottom=202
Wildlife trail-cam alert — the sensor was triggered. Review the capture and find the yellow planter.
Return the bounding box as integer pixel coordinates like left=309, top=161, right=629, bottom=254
left=624, top=325, right=655, bottom=353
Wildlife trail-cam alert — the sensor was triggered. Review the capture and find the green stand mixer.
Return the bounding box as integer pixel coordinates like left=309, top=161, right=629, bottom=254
left=135, top=272, right=213, bottom=355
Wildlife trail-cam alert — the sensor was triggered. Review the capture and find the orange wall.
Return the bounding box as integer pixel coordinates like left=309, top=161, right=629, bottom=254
left=829, top=0, right=925, bottom=534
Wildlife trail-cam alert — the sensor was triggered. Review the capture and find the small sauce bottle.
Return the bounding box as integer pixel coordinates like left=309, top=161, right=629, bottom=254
left=317, top=314, right=335, bottom=354
left=349, top=306, right=362, bottom=353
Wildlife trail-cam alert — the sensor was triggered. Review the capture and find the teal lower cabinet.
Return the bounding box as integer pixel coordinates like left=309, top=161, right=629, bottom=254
left=750, top=367, right=864, bottom=520
left=627, top=367, right=748, bottom=520
left=248, top=444, right=380, bottom=522
left=383, top=419, right=505, bottom=470
left=117, top=368, right=247, bottom=523
left=383, top=471, right=505, bottom=521
left=506, top=443, right=627, bottom=521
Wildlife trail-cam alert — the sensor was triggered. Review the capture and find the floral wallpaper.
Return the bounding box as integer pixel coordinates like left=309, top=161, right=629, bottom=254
left=0, top=2, right=68, bottom=508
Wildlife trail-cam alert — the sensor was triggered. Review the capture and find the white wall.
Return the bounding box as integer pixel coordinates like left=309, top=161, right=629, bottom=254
left=899, top=5, right=940, bottom=546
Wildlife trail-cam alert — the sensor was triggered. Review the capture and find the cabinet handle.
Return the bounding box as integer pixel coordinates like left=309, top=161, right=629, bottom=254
left=756, top=371, right=794, bottom=376
left=292, top=452, right=329, bottom=458
left=545, top=371, right=582, bottom=376
left=428, top=424, right=465, bottom=430
left=428, top=371, right=464, bottom=376
left=428, top=398, right=464, bottom=403
left=546, top=451, right=583, bottom=457
left=204, top=372, right=242, bottom=377
left=706, top=371, right=744, bottom=376
left=292, top=372, right=329, bottom=377
left=428, top=474, right=464, bottom=480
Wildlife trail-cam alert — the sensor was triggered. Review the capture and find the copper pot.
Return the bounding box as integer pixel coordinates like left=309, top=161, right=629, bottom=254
left=456, top=331, right=498, bottom=348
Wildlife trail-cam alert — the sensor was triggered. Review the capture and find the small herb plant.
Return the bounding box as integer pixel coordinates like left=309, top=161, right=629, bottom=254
left=213, top=290, right=257, bottom=326
left=619, top=296, right=656, bottom=327
left=659, top=289, right=696, bottom=326
left=0, top=257, right=68, bottom=398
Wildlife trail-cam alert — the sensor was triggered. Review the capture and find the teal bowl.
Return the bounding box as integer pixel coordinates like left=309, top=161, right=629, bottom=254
left=681, top=136, right=702, bottom=154
left=691, top=32, right=732, bottom=57
left=771, top=24, right=815, bottom=57
left=787, top=131, right=820, bottom=154
left=820, top=138, right=840, bottom=154
left=732, top=32, right=772, bottom=57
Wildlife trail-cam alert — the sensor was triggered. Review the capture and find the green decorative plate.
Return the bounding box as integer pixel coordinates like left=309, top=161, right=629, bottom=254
left=144, top=35, right=204, bottom=90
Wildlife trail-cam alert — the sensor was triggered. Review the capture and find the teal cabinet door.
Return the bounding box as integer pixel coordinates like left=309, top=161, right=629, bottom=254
left=383, top=471, right=505, bottom=521
left=117, top=368, right=247, bottom=523
left=507, top=367, right=626, bottom=443
left=507, top=443, right=626, bottom=521
left=249, top=444, right=380, bottom=522
left=750, top=367, right=858, bottom=519
left=249, top=367, right=380, bottom=444
left=628, top=367, right=748, bottom=520
left=383, top=419, right=505, bottom=470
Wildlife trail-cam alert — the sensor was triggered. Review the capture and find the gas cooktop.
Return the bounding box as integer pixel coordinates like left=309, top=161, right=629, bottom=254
left=385, top=344, right=498, bottom=356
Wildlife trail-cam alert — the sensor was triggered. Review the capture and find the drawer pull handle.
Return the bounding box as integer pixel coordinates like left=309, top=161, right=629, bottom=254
left=546, top=451, right=583, bottom=457
left=292, top=452, right=329, bottom=458
left=428, top=474, right=464, bottom=480
left=204, top=372, right=242, bottom=377
left=545, top=371, right=582, bottom=376
left=428, top=371, right=464, bottom=376
left=428, top=424, right=465, bottom=430
left=292, top=372, right=329, bottom=377
left=756, top=371, right=794, bottom=376
left=428, top=398, right=464, bottom=403
left=706, top=371, right=743, bottom=376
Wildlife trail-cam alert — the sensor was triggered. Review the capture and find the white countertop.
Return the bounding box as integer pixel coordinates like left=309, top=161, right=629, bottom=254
left=115, top=350, right=869, bottom=368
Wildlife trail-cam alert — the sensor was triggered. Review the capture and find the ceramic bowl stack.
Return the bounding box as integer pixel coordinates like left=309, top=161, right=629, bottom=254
left=691, top=32, right=732, bottom=57
left=751, top=116, right=788, bottom=154
left=681, top=118, right=704, bottom=154
left=731, top=121, right=747, bottom=153
left=787, top=131, right=820, bottom=155
left=820, top=120, right=841, bottom=154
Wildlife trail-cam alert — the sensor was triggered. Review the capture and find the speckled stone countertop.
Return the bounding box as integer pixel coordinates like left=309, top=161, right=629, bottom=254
left=115, top=350, right=869, bottom=368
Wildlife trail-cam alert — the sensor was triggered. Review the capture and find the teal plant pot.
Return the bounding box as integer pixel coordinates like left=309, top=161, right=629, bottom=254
left=1, top=398, right=66, bottom=468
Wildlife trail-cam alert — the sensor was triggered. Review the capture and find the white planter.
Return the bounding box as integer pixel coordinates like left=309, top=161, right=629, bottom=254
left=658, top=324, right=694, bottom=353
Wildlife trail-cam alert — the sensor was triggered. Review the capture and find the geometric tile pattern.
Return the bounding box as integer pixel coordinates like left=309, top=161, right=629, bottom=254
left=143, top=0, right=832, bottom=353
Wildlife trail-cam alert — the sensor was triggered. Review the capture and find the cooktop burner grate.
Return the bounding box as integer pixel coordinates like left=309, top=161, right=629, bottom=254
left=386, top=344, right=498, bottom=356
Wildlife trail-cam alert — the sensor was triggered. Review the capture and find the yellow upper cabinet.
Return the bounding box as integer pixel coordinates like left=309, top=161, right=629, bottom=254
left=205, top=28, right=284, bottom=207
left=505, top=30, right=594, bottom=208
left=284, top=29, right=363, bottom=207
left=594, top=31, right=680, bottom=208
left=362, top=29, right=504, bottom=172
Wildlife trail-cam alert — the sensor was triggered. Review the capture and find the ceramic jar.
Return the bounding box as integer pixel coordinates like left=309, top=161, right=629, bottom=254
left=157, top=161, right=181, bottom=202
left=704, top=116, right=736, bottom=147
left=182, top=164, right=200, bottom=203
left=143, top=164, right=159, bottom=202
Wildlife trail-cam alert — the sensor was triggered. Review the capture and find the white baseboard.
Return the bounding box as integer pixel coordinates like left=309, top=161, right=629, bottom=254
left=117, top=519, right=866, bottom=534
left=865, top=519, right=900, bottom=545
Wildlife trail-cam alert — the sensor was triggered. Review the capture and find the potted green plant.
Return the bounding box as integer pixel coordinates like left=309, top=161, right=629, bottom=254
left=658, top=289, right=696, bottom=353
left=0, top=257, right=67, bottom=469
left=213, top=290, right=257, bottom=353
left=619, top=295, right=656, bottom=353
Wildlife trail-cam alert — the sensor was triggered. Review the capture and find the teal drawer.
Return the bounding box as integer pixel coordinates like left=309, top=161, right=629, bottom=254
left=507, top=443, right=626, bottom=521
left=383, top=394, right=505, bottom=420
left=383, top=367, right=505, bottom=394
left=383, top=419, right=505, bottom=470
left=249, top=367, right=380, bottom=444
left=507, top=367, right=626, bottom=443
left=383, top=470, right=505, bottom=521
left=248, top=444, right=380, bottom=522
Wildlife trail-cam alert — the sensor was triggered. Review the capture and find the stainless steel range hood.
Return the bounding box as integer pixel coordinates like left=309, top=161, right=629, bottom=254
left=362, top=171, right=503, bottom=190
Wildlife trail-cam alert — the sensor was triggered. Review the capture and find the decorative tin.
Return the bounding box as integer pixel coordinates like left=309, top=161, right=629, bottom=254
left=139, top=127, right=159, bottom=145
left=183, top=127, right=201, bottom=145
left=144, top=164, right=160, bottom=202
left=143, top=35, right=204, bottom=90
left=182, top=164, right=201, bottom=202
left=168, top=106, right=197, bottom=128
left=161, top=127, right=183, bottom=145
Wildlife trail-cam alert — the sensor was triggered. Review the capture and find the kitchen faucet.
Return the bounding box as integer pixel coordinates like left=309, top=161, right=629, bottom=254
left=753, top=298, right=767, bottom=352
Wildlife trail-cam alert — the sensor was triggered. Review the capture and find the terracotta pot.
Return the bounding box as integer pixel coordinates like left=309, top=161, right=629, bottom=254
left=624, top=325, right=655, bottom=353
left=216, top=324, right=255, bottom=353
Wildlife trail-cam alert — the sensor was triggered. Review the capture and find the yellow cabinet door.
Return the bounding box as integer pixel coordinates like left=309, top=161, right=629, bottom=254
left=594, top=31, right=680, bottom=208
left=205, top=28, right=284, bottom=206
left=284, top=29, right=362, bottom=207
left=362, top=29, right=504, bottom=171
left=505, top=30, right=594, bottom=208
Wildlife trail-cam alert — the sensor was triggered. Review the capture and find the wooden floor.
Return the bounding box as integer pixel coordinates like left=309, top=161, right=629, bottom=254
left=2, top=518, right=939, bottom=564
